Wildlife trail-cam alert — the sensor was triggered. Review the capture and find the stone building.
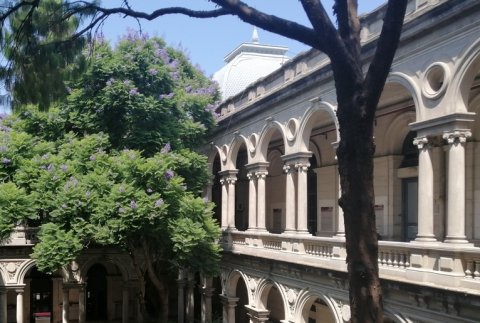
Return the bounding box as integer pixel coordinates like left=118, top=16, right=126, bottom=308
left=199, top=0, right=480, bottom=322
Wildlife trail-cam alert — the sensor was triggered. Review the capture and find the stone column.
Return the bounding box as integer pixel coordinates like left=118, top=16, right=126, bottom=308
left=16, top=289, right=23, bottom=323
left=220, top=178, right=228, bottom=230
left=443, top=130, right=471, bottom=243
left=78, top=285, right=86, bottom=323
left=200, top=277, right=214, bottom=323
left=62, top=288, right=69, bottom=323
left=227, top=177, right=237, bottom=230
left=219, top=295, right=239, bottom=323
left=0, top=289, right=7, bottom=323
left=122, top=287, right=129, bottom=323
left=284, top=164, right=296, bottom=233
left=336, top=172, right=345, bottom=237
left=296, top=162, right=310, bottom=234
left=134, top=286, right=143, bottom=323
left=186, top=273, right=195, bottom=323
left=177, top=278, right=187, bottom=323
left=256, top=171, right=268, bottom=231
left=413, top=136, right=437, bottom=241
left=106, top=276, right=116, bottom=322
left=247, top=172, right=257, bottom=231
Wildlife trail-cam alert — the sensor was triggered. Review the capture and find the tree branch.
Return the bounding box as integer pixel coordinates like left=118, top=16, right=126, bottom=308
left=363, top=0, right=408, bottom=117
left=334, top=0, right=362, bottom=61
left=206, top=0, right=322, bottom=49
left=0, top=0, right=38, bottom=24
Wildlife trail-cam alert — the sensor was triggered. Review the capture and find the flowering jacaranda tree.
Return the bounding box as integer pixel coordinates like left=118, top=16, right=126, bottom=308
left=64, top=29, right=220, bottom=157
left=0, top=32, right=222, bottom=321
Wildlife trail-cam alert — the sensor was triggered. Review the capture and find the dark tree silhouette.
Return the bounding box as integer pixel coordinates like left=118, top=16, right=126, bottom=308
left=0, top=1, right=409, bottom=321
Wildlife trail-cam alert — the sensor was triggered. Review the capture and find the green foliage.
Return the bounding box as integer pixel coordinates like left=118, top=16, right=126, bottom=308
left=0, top=32, right=222, bottom=277
left=0, top=0, right=89, bottom=110
left=63, top=31, right=220, bottom=156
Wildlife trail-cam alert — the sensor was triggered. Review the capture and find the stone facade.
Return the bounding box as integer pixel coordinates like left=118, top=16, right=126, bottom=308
left=201, top=0, right=480, bottom=322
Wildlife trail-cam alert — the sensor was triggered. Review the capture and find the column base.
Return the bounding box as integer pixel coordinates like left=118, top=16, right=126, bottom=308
left=226, top=226, right=238, bottom=232
left=256, top=227, right=268, bottom=232
left=414, top=235, right=437, bottom=242
left=444, top=235, right=469, bottom=244
left=296, top=229, right=311, bottom=235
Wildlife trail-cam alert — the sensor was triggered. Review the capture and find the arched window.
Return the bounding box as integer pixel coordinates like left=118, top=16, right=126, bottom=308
left=400, top=131, right=418, bottom=168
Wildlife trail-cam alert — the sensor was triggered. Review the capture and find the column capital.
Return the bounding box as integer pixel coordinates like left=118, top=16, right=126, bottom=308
left=255, top=171, right=268, bottom=179
left=443, top=129, right=471, bottom=144
left=247, top=172, right=256, bottom=180
left=176, top=278, right=187, bottom=288
left=413, top=136, right=441, bottom=150
left=295, top=163, right=310, bottom=173
left=15, top=289, right=24, bottom=294
left=283, top=164, right=295, bottom=174
left=226, top=177, right=237, bottom=185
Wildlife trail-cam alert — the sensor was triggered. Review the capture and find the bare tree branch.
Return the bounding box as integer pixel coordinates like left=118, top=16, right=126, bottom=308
left=334, top=0, right=362, bottom=61
left=0, top=0, right=38, bottom=23
left=210, top=0, right=321, bottom=50
left=363, top=0, right=408, bottom=117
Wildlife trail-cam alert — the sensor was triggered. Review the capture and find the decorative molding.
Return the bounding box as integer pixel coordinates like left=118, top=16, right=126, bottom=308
left=443, top=130, right=471, bottom=144
left=0, top=261, right=23, bottom=282
left=413, top=136, right=434, bottom=150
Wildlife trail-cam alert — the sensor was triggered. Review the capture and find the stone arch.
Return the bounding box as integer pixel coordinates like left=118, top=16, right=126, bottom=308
left=225, top=269, right=253, bottom=305
left=78, top=257, right=130, bottom=284
left=385, top=72, right=421, bottom=120
left=451, top=37, right=480, bottom=114
left=16, top=259, right=39, bottom=285
left=382, top=111, right=417, bottom=155
left=256, top=279, right=289, bottom=319
left=293, top=289, right=341, bottom=323
left=468, top=93, right=480, bottom=140
left=383, top=306, right=408, bottom=323
left=207, top=146, right=223, bottom=174
left=298, top=101, right=339, bottom=152
left=257, top=122, right=288, bottom=162
left=308, top=140, right=322, bottom=167
left=227, top=135, right=251, bottom=169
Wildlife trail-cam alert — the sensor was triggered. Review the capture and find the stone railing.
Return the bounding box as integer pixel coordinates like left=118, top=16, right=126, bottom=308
left=222, top=230, right=480, bottom=294
left=1, top=226, right=39, bottom=246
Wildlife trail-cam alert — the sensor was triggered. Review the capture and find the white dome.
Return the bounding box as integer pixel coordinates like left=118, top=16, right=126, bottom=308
left=214, top=30, right=289, bottom=101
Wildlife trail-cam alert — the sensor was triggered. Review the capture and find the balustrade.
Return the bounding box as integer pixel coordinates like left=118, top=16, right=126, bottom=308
left=263, top=239, right=282, bottom=250
left=464, top=258, right=480, bottom=279
left=305, top=243, right=333, bottom=258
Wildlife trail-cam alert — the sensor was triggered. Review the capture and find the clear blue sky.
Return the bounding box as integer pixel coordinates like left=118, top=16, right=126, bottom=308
left=97, top=1, right=386, bottom=77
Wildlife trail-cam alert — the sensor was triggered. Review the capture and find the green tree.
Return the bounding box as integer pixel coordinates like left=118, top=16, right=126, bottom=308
left=0, top=32, right=221, bottom=322
left=0, top=0, right=89, bottom=111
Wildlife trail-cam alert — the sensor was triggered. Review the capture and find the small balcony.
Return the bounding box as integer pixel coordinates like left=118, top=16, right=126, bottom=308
left=1, top=226, right=39, bottom=246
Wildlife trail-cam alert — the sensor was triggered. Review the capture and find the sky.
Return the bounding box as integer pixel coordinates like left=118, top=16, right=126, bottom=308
left=96, top=0, right=387, bottom=77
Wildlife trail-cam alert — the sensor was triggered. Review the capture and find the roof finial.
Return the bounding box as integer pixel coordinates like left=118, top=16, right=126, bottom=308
left=252, top=27, right=259, bottom=43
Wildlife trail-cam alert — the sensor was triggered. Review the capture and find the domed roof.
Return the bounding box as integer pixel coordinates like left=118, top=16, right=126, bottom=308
left=214, top=28, right=289, bottom=101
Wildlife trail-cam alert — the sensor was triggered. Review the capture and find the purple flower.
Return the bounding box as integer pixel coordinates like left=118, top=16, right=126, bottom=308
left=2, top=158, right=10, bottom=163
left=166, top=185, right=171, bottom=189
left=149, top=68, right=158, bottom=75
left=42, top=154, right=48, bottom=160
left=64, top=182, right=71, bottom=188
left=66, top=86, right=72, bottom=94
left=123, top=149, right=130, bottom=153
left=165, top=170, right=174, bottom=181
left=86, top=191, right=91, bottom=197
left=60, top=165, right=68, bottom=171
left=0, top=146, right=7, bottom=152
left=159, top=94, right=165, bottom=99
left=116, top=202, right=120, bottom=206
left=182, top=239, right=188, bottom=243
left=119, top=186, right=125, bottom=191
left=89, top=156, right=96, bottom=161
left=53, top=175, right=58, bottom=180
left=199, top=124, right=205, bottom=128
left=98, top=148, right=104, bottom=154
left=48, top=114, right=53, bottom=119
left=119, top=208, right=125, bottom=213
left=78, top=201, right=82, bottom=205
left=155, top=199, right=164, bottom=207
left=146, top=82, right=151, bottom=87
left=161, top=143, right=171, bottom=155
left=150, top=214, right=156, bottom=218
left=129, top=154, right=136, bottom=159
left=170, top=59, right=179, bottom=69
left=24, top=111, right=29, bottom=116
left=147, top=188, right=153, bottom=193
left=129, top=88, right=138, bottom=95
left=62, top=204, right=67, bottom=209
left=47, top=164, right=54, bottom=172
left=203, top=196, right=209, bottom=202
left=106, top=78, right=114, bottom=86
left=181, top=186, right=187, bottom=190
left=130, top=201, right=137, bottom=208
left=167, top=92, right=174, bottom=99
left=185, top=86, right=192, bottom=93
left=124, top=80, right=130, bottom=86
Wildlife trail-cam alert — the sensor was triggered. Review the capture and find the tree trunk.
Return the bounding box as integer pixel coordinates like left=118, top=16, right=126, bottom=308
left=335, top=66, right=383, bottom=322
